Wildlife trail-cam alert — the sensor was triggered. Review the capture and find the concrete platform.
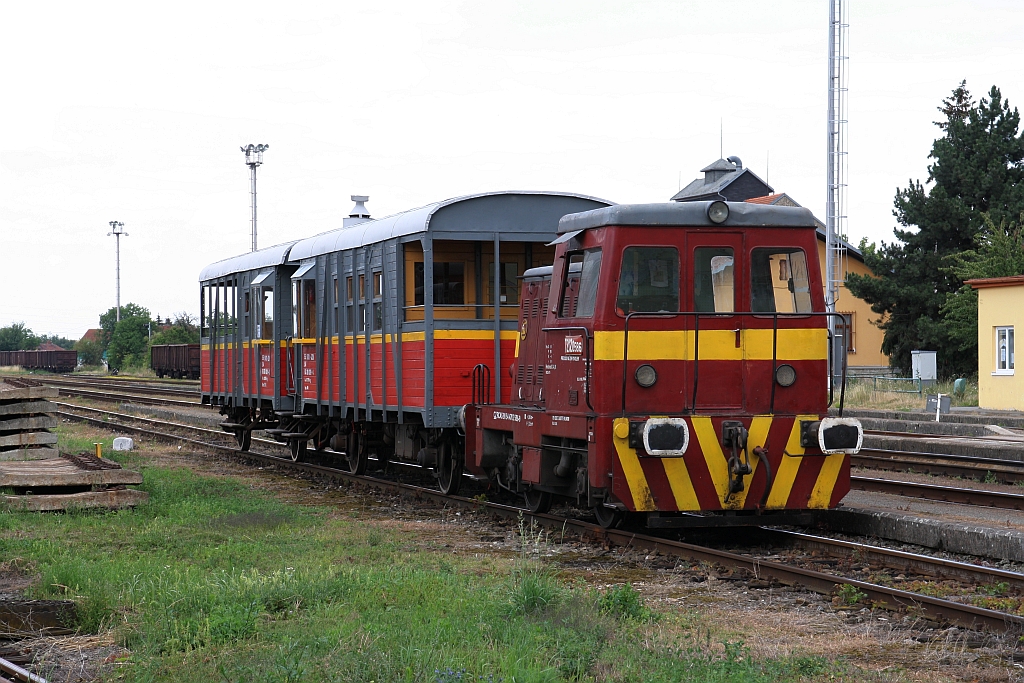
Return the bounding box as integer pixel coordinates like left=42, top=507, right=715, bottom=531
left=863, top=433, right=1024, bottom=463
left=817, top=490, right=1024, bottom=563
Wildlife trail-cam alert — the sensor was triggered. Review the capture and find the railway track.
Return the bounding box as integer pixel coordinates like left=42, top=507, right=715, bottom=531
left=0, top=656, right=46, bottom=683
left=43, top=377, right=199, bottom=399
left=854, top=449, right=1024, bottom=484
left=56, top=402, right=1024, bottom=632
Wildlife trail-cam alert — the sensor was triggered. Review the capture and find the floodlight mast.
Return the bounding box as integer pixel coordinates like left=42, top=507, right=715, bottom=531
left=826, top=0, right=849, bottom=386
left=241, top=144, right=269, bottom=251
left=106, top=221, right=128, bottom=322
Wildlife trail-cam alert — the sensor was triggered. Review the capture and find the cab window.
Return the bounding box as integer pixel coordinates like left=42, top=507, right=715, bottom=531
left=694, top=247, right=734, bottom=312
left=751, top=248, right=812, bottom=313
left=616, top=246, right=678, bottom=313
left=558, top=248, right=601, bottom=318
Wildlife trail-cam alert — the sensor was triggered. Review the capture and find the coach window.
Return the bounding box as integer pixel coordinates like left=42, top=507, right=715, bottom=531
left=694, top=248, right=734, bottom=313
left=332, top=277, right=339, bottom=334
left=372, top=271, right=383, bottom=331
left=616, top=246, right=678, bottom=314
left=487, top=262, right=519, bottom=306
left=413, top=262, right=465, bottom=306
left=261, top=288, right=274, bottom=340
left=751, top=248, right=812, bottom=313
left=346, top=276, right=355, bottom=332
left=201, top=285, right=210, bottom=337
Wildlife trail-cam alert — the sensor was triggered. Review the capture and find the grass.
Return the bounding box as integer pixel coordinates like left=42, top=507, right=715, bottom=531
left=0, top=434, right=850, bottom=682
left=842, top=376, right=980, bottom=412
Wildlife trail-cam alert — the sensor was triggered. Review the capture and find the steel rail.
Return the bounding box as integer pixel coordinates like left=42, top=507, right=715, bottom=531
left=51, top=387, right=201, bottom=408
left=58, top=407, right=1024, bottom=632
left=43, top=377, right=198, bottom=398
left=865, top=429, right=1024, bottom=443
left=754, top=528, right=1024, bottom=589
left=0, top=656, right=47, bottom=683
left=852, top=475, right=1024, bottom=510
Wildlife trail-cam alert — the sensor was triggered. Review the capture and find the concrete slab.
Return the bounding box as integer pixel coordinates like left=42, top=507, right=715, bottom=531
left=2, top=488, right=148, bottom=511
left=0, top=400, right=57, bottom=417
left=0, top=458, right=142, bottom=487
left=0, top=431, right=57, bottom=448
left=0, top=415, right=57, bottom=431
left=0, top=386, right=58, bottom=401
left=0, top=447, right=59, bottom=461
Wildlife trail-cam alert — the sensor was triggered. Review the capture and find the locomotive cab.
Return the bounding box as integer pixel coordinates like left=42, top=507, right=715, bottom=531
left=471, top=201, right=863, bottom=527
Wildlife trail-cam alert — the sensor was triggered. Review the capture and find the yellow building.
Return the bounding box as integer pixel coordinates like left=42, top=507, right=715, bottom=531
left=745, top=194, right=888, bottom=371
left=967, top=276, right=1022, bottom=410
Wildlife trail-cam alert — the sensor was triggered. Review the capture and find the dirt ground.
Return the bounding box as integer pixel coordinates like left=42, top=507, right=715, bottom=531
left=5, top=422, right=1024, bottom=682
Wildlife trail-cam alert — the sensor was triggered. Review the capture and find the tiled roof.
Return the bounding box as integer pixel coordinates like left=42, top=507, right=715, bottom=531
left=966, top=275, right=1024, bottom=289
left=80, top=329, right=102, bottom=343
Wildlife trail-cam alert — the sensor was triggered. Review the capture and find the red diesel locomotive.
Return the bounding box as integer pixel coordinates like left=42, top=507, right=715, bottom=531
left=201, top=193, right=862, bottom=528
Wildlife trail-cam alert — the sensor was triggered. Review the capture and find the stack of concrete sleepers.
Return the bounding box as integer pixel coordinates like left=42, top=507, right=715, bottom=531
left=0, top=377, right=58, bottom=461
left=1, top=377, right=148, bottom=511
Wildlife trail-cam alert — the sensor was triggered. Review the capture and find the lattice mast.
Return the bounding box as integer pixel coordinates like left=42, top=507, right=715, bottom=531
left=826, top=0, right=849, bottom=379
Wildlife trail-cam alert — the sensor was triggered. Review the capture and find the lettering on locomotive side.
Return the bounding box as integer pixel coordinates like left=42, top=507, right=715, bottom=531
left=564, top=335, right=583, bottom=355
left=492, top=411, right=522, bottom=422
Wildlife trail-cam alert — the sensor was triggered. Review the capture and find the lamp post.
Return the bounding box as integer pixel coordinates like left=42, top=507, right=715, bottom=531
left=107, top=221, right=128, bottom=322
left=241, top=144, right=269, bottom=251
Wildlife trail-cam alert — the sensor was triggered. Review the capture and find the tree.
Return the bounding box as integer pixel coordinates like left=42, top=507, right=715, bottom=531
left=846, top=82, right=1024, bottom=376
left=37, top=334, right=75, bottom=350
left=105, top=312, right=152, bottom=372
left=74, top=338, right=103, bottom=366
left=99, top=303, right=150, bottom=351
left=149, top=312, right=200, bottom=346
left=940, top=214, right=1024, bottom=357
left=0, top=323, right=40, bottom=352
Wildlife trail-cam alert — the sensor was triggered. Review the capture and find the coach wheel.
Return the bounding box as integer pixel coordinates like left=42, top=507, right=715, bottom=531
left=235, top=429, right=251, bottom=452
left=437, top=440, right=463, bottom=496
left=345, top=431, right=367, bottom=475
left=592, top=505, right=623, bottom=530
left=524, top=488, right=552, bottom=514
left=289, top=438, right=307, bottom=462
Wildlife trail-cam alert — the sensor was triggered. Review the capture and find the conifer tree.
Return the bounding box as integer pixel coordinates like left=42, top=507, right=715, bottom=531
left=847, top=82, right=1024, bottom=376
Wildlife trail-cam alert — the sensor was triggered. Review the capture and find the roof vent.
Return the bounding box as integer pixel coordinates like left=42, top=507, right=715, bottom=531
left=344, top=195, right=371, bottom=227
left=726, top=156, right=743, bottom=170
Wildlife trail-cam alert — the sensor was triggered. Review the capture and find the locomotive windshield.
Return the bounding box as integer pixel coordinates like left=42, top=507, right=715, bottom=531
left=750, top=248, right=812, bottom=313
left=616, top=246, right=679, bottom=313
left=694, top=247, right=734, bottom=312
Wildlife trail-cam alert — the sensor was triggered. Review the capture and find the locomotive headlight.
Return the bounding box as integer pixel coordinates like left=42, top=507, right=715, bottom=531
left=707, top=201, right=729, bottom=224
left=635, top=364, right=657, bottom=388
left=775, top=364, right=797, bottom=387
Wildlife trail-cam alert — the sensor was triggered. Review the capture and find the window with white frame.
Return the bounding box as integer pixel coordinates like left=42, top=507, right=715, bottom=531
left=995, top=326, right=1015, bottom=374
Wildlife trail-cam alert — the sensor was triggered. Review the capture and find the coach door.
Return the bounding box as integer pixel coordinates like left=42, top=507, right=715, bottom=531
left=687, top=232, right=744, bottom=411
left=251, top=270, right=275, bottom=400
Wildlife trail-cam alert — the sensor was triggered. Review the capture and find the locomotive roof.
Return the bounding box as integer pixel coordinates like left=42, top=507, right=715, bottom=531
left=288, top=191, right=613, bottom=261
left=557, top=201, right=816, bottom=233
left=199, top=240, right=298, bottom=282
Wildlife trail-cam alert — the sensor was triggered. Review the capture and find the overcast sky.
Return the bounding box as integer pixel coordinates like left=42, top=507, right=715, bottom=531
left=2, top=0, right=1023, bottom=339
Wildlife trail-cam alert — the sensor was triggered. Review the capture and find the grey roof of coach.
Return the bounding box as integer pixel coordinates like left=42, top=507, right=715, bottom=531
left=557, top=201, right=816, bottom=234
left=287, top=190, right=613, bottom=261
left=199, top=240, right=298, bottom=281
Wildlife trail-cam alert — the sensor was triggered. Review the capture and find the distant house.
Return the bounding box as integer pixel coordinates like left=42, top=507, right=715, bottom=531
left=672, top=158, right=888, bottom=372
left=80, top=329, right=102, bottom=344
left=36, top=342, right=66, bottom=351
left=966, top=276, right=1021, bottom=410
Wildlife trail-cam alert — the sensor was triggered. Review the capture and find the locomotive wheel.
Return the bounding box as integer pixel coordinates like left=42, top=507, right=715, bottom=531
left=437, top=441, right=463, bottom=496
left=289, top=438, right=307, bottom=463
left=235, top=428, right=251, bottom=452
left=524, top=488, right=552, bottom=514
left=345, top=431, right=367, bottom=475
left=592, top=505, right=623, bottom=529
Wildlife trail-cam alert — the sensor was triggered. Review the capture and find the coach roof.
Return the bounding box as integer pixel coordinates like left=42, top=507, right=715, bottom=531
left=288, top=190, right=613, bottom=261
left=199, top=240, right=298, bottom=281
left=557, top=200, right=816, bottom=234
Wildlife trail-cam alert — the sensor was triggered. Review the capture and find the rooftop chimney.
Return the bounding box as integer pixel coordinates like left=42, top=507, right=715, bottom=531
left=343, top=195, right=371, bottom=227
